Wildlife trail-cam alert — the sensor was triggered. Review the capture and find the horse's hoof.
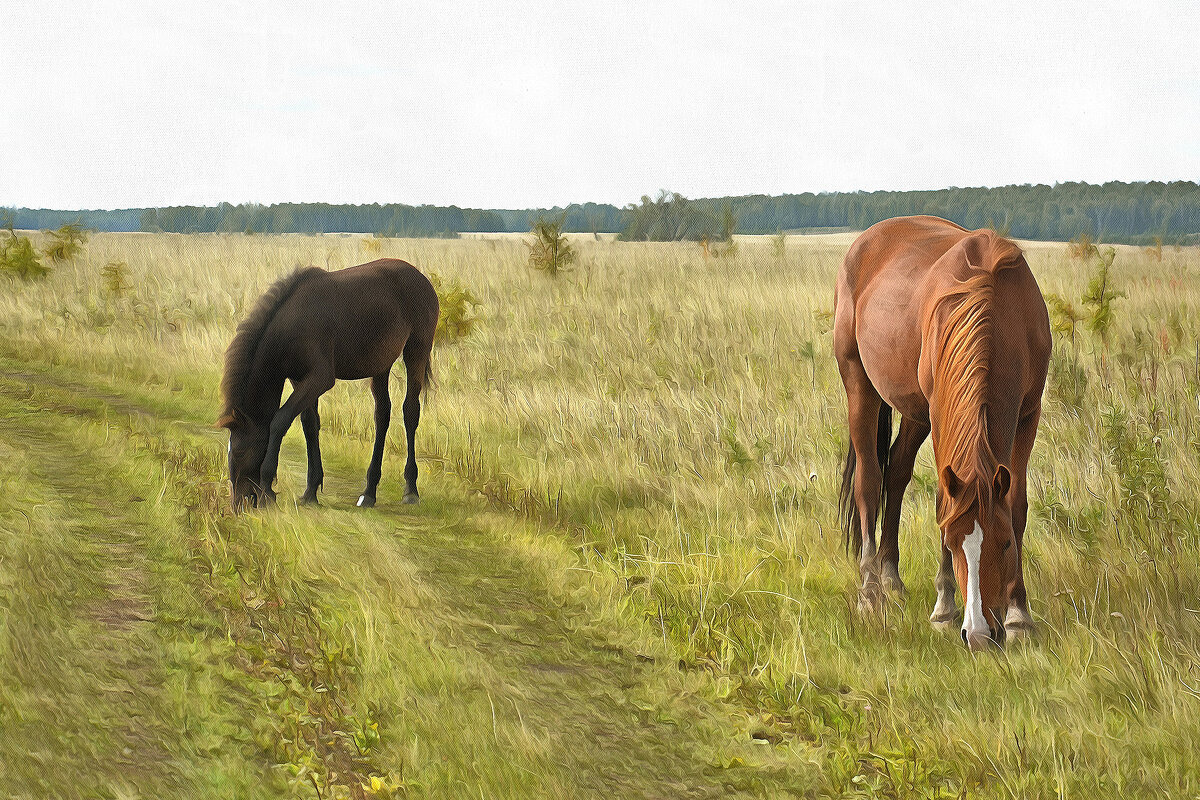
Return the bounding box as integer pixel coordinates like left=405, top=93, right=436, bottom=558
left=930, top=609, right=961, bottom=633
left=1004, top=609, right=1037, bottom=640
left=402, top=492, right=420, bottom=505
left=260, top=490, right=277, bottom=507
left=356, top=495, right=376, bottom=508
left=857, top=583, right=884, bottom=615
left=299, top=494, right=319, bottom=506
left=882, top=574, right=906, bottom=598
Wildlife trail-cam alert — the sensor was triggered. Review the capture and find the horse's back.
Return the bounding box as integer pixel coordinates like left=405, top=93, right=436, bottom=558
left=838, top=216, right=969, bottom=298
left=278, top=259, right=439, bottom=381
left=835, top=216, right=1048, bottom=421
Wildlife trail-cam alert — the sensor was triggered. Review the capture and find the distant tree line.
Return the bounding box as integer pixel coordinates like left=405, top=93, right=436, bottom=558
left=5, top=181, right=1198, bottom=244
left=622, top=182, right=1200, bottom=244
left=139, top=203, right=506, bottom=237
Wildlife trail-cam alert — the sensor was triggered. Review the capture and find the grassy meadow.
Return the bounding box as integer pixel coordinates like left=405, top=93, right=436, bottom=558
left=1, top=228, right=1198, bottom=798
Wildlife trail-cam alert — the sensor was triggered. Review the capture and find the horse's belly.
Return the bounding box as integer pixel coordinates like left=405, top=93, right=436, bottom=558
left=856, top=302, right=929, bottom=422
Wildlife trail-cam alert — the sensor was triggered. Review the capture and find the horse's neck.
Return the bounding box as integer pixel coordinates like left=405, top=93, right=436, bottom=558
left=243, top=363, right=286, bottom=425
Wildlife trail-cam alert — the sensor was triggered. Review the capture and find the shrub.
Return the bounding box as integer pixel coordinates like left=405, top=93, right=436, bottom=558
left=101, top=260, right=131, bottom=298
left=526, top=214, right=576, bottom=276
left=1067, top=233, right=1099, bottom=260
left=42, top=221, right=89, bottom=263
left=1082, top=247, right=1124, bottom=349
left=1044, top=292, right=1084, bottom=351
left=0, top=226, right=50, bottom=279
left=429, top=272, right=481, bottom=343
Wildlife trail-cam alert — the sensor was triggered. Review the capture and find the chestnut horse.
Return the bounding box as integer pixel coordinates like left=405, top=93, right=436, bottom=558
left=834, top=216, right=1050, bottom=650
left=218, top=259, right=438, bottom=513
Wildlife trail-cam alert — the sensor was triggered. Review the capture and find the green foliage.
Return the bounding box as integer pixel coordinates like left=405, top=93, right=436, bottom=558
left=1045, top=292, right=1084, bottom=349
left=1101, top=405, right=1172, bottom=526
left=620, top=191, right=726, bottom=242
left=986, top=214, right=1012, bottom=237
left=720, top=201, right=737, bottom=242
left=1082, top=247, right=1124, bottom=347
left=429, top=272, right=482, bottom=343
left=1048, top=343, right=1088, bottom=411
left=0, top=225, right=49, bottom=280
left=41, top=221, right=89, bottom=263
left=526, top=214, right=576, bottom=276
left=9, top=179, right=1200, bottom=243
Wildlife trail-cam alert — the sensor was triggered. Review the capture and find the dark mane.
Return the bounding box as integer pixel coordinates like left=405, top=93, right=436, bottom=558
left=218, top=267, right=322, bottom=424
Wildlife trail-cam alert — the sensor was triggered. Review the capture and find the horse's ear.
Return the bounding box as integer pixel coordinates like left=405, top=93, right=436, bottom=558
left=993, top=464, right=1012, bottom=499
left=940, top=464, right=962, bottom=497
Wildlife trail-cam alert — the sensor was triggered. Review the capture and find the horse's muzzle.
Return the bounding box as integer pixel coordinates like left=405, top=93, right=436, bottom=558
left=961, top=617, right=1006, bottom=651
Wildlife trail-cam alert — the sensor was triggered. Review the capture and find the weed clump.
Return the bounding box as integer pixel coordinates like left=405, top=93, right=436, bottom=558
left=0, top=226, right=49, bottom=279
left=42, top=221, right=89, bottom=263
left=430, top=272, right=482, bottom=343
left=1068, top=233, right=1099, bottom=260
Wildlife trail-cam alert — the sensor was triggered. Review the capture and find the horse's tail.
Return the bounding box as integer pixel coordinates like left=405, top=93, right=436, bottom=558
left=839, top=403, right=893, bottom=557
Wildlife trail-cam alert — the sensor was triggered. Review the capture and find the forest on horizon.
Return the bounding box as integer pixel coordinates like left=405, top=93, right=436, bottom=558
left=7, top=180, right=1198, bottom=245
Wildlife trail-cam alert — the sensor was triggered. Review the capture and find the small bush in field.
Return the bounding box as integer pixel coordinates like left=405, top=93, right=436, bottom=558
left=526, top=215, right=576, bottom=276
left=42, top=221, right=89, bottom=263
left=429, top=272, right=482, bottom=343
left=101, top=260, right=132, bottom=298
left=1067, top=233, right=1099, bottom=260
left=0, top=226, right=49, bottom=279
left=1045, top=292, right=1084, bottom=351
left=1082, top=247, right=1124, bottom=349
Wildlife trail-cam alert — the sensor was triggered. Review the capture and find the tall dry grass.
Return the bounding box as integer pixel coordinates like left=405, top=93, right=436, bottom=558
left=1, top=229, right=1198, bottom=796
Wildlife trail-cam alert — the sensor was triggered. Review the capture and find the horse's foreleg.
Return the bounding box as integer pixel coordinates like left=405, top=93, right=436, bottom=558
left=878, top=418, right=930, bottom=597
left=357, top=372, right=392, bottom=508
left=400, top=340, right=431, bottom=504
left=260, top=372, right=334, bottom=505
left=930, top=545, right=960, bottom=630
left=299, top=404, right=323, bottom=505
left=1005, top=407, right=1041, bottom=637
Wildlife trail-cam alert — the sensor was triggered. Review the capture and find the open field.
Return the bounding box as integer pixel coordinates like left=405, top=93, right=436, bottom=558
left=1, top=230, right=1199, bottom=798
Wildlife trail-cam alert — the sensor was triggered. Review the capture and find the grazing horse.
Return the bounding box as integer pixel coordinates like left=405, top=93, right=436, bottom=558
left=218, top=259, right=439, bottom=513
left=834, top=216, right=1050, bottom=651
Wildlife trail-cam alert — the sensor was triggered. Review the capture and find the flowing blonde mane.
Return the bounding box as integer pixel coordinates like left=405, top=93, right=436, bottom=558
left=928, top=232, right=1023, bottom=528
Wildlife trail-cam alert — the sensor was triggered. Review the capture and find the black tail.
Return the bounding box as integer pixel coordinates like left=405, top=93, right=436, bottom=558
left=839, top=403, right=893, bottom=557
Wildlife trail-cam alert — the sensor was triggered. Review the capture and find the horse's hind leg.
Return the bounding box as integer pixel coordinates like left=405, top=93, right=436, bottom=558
left=842, top=368, right=887, bottom=610
left=299, top=404, right=323, bottom=505
left=878, top=417, right=930, bottom=596
left=357, top=372, right=392, bottom=508
left=400, top=338, right=431, bottom=505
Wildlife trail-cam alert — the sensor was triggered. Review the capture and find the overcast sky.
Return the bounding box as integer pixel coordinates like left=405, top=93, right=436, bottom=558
left=3, top=1, right=1198, bottom=210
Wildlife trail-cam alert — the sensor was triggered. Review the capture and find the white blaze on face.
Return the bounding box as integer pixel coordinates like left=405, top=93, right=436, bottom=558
left=962, top=520, right=989, bottom=642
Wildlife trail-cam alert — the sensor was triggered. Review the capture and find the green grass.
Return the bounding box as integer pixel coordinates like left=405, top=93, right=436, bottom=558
left=0, top=230, right=1199, bottom=797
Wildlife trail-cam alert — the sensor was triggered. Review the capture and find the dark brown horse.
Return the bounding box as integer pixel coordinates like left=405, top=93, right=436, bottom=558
left=218, top=259, right=439, bottom=513
left=834, top=216, right=1050, bottom=651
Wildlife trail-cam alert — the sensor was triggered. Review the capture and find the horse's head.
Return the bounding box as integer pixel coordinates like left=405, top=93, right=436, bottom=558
left=938, top=462, right=1017, bottom=651
left=218, top=409, right=269, bottom=513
